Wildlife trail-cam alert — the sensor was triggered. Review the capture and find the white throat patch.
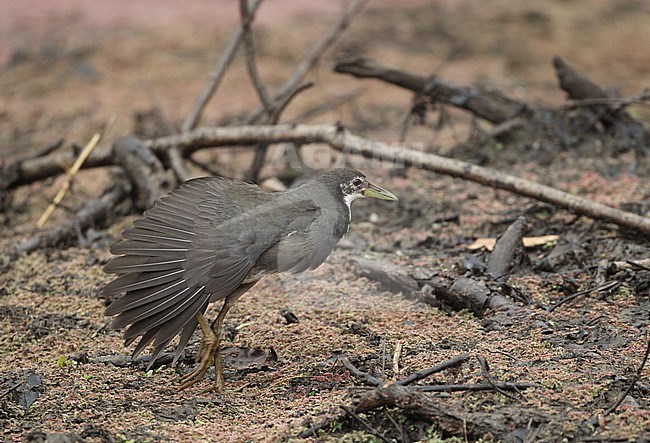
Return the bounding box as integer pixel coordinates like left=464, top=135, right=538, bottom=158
left=343, top=193, right=363, bottom=207
left=343, top=193, right=363, bottom=220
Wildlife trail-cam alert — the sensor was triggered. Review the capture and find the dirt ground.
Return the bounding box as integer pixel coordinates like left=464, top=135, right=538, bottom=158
left=1, top=1, right=650, bottom=442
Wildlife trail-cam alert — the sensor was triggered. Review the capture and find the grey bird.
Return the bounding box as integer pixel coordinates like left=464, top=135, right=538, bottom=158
left=102, top=168, right=398, bottom=391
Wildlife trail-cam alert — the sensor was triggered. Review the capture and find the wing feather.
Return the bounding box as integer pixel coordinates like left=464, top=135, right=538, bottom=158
left=103, top=176, right=276, bottom=365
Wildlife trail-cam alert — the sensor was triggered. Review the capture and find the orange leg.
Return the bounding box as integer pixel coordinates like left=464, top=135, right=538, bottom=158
left=178, top=305, right=230, bottom=391
left=178, top=283, right=255, bottom=392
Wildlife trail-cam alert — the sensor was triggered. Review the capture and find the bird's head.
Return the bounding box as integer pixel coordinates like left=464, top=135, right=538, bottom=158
left=321, top=168, right=398, bottom=207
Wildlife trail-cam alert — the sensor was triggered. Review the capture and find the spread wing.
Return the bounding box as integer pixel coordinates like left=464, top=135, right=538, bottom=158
left=103, top=177, right=269, bottom=366
left=103, top=177, right=325, bottom=366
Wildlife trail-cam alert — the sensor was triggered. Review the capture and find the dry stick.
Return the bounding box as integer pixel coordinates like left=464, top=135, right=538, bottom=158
left=245, top=0, right=368, bottom=125
left=413, top=382, right=538, bottom=393
left=334, top=55, right=525, bottom=124
left=34, top=138, right=65, bottom=158
left=605, top=333, right=650, bottom=416
left=112, top=136, right=168, bottom=210
left=36, top=132, right=100, bottom=227
left=562, top=93, right=650, bottom=110
left=392, top=341, right=402, bottom=379
left=338, top=355, right=381, bottom=387
left=616, top=258, right=650, bottom=271
left=36, top=117, right=114, bottom=227
left=486, top=216, right=527, bottom=279
left=181, top=0, right=263, bottom=132
left=239, top=0, right=273, bottom=115
left=397, top=353, right=470, bottom=386
left=477, top=355, right=519, bottom=400
left=547, top=280, right=621, bottom=312
left=167, top=146, right=191, bottom=182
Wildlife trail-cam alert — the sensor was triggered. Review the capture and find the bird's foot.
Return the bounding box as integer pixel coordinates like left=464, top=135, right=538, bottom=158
left=178, top=313, right=224, bottom=391
left=178, top=340, right=220, bottom=390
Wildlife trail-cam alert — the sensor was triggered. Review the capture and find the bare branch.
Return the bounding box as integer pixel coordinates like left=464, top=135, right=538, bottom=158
left=245, top=0, right=368, bottom=124
left=239, top=0, right=273, bottom=115
left=181, top=0, right=264, bottom=132
left=167, top=145, right=192, bottom=182
left=7, top=124, right=650, bottom=233
left=112, top=136, right=169, bottom=210
left=334, top=55, right=525, bottom=124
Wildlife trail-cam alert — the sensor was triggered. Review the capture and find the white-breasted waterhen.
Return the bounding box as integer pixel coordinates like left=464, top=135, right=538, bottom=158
left=103, top=168, right=398, bottom=391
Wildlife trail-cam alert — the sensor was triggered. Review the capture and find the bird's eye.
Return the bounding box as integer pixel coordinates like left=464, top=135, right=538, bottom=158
left=352, top=178, right=363, bottom=187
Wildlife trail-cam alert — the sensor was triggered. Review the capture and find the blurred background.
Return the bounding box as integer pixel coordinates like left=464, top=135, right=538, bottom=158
left=2, top=0, right=649, bottom=160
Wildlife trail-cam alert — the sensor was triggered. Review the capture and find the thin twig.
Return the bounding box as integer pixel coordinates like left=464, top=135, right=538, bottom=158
left=547, top=280, right=621, bottom=312
left=340, top=405, right=391, bottom=443
left=561, top=89, right=650, bottom=110
left=34, top=139, right=65, bottom=158
left=239, top=0, right=273, bottom=115
left=382, top=408, right=406, bottom=443
left=392, top=341, right=402, bottom=379
left=246, top=81, right=313, bottom=182
left=413, top=382, right=538, bottom=392
left=397, top=353, right=470, bottom=386
left=167, top=144, right=192, bottom=182
left=271, top=81, right=314, bottom=119
left=181, top=0, right=263, bottom=132
left=605, top=333, right=650, bottom=416
left=339, top=356, right=381, bottom=387
left=477, top=355, right=519, bottom=400
left=37, top=116, right=114, bottom=227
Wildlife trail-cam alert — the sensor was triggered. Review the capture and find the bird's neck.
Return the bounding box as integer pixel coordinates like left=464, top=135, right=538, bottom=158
left=342, top=193, right=363, bottom=221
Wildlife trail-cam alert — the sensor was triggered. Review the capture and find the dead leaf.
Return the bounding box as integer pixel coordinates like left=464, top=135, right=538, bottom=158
left=468, top=235, right=559, bottom=251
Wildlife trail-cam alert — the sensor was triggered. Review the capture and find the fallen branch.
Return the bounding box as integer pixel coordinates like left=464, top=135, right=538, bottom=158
left=547, top=280, right=621, bottom=312
left=338, top=355, right=381, bottom=387
left=6, top=124, right=650, bottom=233
left=354, top=383, right=537, bottom=440
left=423, top=275, right=517, bottom=315
left=553, top=56, right=647, bottom=151
left=17, top=179, right=131, bottom=253
left=112, top=136, right=170, bottom=210
left=413, top=382, right=538, bottom=393
left=334, top=55, right=525, bottom=124
left=397, top=353, right=470, bottom=386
